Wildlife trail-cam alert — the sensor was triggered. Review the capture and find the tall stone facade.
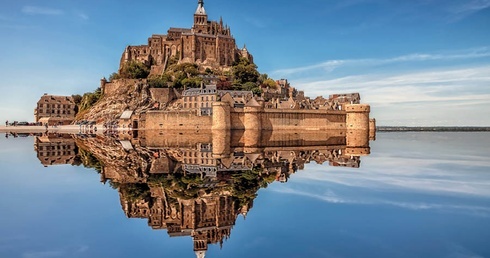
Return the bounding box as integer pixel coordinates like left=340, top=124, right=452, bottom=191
left=120, top=0, right=253, bottom=74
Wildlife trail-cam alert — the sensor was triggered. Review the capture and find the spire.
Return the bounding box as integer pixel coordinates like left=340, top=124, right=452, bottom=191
left=195, top=0, right=206, bottom=15
left=195, top=250, right=206, bottom=258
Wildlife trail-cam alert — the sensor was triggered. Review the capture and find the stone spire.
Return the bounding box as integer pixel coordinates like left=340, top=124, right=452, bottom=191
left=195, top=0, right=206, bottom=15
left=195, top=250, right=206, bottom=258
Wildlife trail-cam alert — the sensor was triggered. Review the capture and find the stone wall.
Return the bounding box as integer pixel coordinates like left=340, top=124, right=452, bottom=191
left=103, top=79, right=143, bottom=96
left=145, top=104, right=355, bottom=132
left=260, top=109, right=346, bottom=130
left=141, top=101, right=373, bottom=140
left=140, top=130, right=213, bottom=148
left=226, top=109, right=347, bottom=131
left=145, top=110, right=212, bottom=130
left=149, top=88, right=178, bottom=106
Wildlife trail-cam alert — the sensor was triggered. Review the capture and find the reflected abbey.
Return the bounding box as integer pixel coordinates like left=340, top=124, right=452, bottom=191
left=33, top=129, right=372, bottom=257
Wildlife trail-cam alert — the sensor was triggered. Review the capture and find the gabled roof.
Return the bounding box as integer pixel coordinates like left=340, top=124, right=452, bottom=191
left=245, top=98, right=261, bottom=107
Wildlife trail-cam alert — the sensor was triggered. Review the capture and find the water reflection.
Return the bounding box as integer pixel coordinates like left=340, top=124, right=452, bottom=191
left=33, top=130, right=371, bottom=256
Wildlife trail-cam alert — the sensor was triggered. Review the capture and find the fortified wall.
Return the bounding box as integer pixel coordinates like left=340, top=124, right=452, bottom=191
left=142, top=101, right=372, bottom=139
left=139, top=105, right=371, bottom=156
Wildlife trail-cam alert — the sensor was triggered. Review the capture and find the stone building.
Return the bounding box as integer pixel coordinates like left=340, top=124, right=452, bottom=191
left=181, top=84, right=252, bottom=116
left=35, top=134, right=78, bottom=167
left=261, top=79, right=295, bottom=100
left=120, top=0, right=253, bottom=74
left=35, top=94, right=76, bottom=125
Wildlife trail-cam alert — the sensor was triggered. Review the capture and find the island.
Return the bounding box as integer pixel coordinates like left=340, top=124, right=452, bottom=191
left=25, top=0, right=374, bottom=140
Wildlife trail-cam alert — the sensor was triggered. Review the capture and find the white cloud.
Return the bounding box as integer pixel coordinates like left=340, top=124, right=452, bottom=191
left=273, top=186, right=490, bottom=216
left=301, top=152, right=490, bottom=194
left=269, top=47, right=490, bottom=125
left=77, top=12, right=89, bottom=20
left=22, top=250, right=63, bottom=258
left=449, top=0, right=490, bottom=14
left=272, top=47, right=490, bottom=77
left=297, top=66, right=490, bottom=104
left=244, top=16, right=266, bottom=28
left=21, top=6, right=64, bottom=16
left=270, top=152, right=490, bottom=216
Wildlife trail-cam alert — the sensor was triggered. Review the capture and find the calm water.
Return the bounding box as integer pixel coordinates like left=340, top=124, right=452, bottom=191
left=0, top=132, right=489, bottom=258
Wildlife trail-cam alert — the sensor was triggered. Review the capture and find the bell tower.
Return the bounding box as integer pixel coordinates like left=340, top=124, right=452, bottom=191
left=193, top=0, right=208, bottom=33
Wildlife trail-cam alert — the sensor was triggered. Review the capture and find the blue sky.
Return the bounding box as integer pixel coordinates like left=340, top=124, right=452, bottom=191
left=0, top=0, right=489, bottom=125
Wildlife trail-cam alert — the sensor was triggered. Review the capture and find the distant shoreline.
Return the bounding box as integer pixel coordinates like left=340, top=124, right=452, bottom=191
left=377, top=126, right=490, bottom=132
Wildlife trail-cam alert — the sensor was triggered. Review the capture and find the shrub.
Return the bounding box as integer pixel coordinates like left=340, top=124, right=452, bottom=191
left=119, top=61, right=150, bottom=79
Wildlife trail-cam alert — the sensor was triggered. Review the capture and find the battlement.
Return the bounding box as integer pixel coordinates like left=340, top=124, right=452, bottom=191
left=345, top=104, right=370, bottom=113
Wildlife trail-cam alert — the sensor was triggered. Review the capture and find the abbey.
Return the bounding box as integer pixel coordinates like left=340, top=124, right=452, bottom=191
left=120, top=0, right=253, bottom=74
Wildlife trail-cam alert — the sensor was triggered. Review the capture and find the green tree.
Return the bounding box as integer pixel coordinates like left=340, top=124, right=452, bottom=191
left=79, top=88, right=102, bottom=112
left=71, top=94, right=82, bottom=114
left=242, top=82, right=257, bottom=91
left=71, top=94, right=82, bottom=105
left=120, top=183, right=151, bottom=201
left=119, top=61, right=150, bottom=79
left=258, top=73, right=269, bottom=84
left=252, top=87, right=263, bottom=96
left=232, top=57, right=259, bottom=85
left=182, top=77, right=202, bottom=89
left=109, top=72, right=121, bottom=81
left=262, top=78, right=277, bottom=89
left=148, top=74, right=172, bottom=88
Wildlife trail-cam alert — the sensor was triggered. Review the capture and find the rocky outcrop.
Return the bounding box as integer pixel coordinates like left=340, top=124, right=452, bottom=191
left=79, top=79, right=154, bottom=123
left=75, top=135, right=153, bottom=183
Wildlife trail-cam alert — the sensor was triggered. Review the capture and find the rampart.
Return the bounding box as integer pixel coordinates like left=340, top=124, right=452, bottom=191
left=144, top=110, right=212, bottom=130
left=142, top=102, right=370, bottom=133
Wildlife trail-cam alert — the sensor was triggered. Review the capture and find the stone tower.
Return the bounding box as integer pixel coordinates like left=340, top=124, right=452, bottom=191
left=193, top=0, right=208, bottom=33
left=243, top=98, right=264, bottom=147
left=345, top=104, right=371, bottom=155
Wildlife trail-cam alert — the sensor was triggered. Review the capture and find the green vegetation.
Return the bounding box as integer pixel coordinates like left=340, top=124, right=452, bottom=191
left=120, top=183, right=151, bottom=201
left=107, top=57, right=273, bottom=95
left=119, top=60, right=150, bottom=79
left=74, top=148, right=103, bottom=173
left=108, top=60, right=150, bottom=80
left=75, top=88, right=102, bottom=118
left=232, top=57, right=259, bottom=85
left=71, top=94, right=82, bottom=114
left=148, top=74, right=172, bottom=88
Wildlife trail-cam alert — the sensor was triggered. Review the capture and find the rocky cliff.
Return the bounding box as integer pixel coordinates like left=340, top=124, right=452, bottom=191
left=75, top=135, right=153, bottom=183
left=78, top=79, right=154, bottom=123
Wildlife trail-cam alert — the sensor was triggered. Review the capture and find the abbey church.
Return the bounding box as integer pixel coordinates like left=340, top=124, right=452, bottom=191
left=119, top=0, right=253, bottom=74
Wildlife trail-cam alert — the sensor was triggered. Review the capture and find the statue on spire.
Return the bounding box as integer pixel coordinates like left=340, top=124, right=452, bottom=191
left=195, top=0, right=206, bottom=15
